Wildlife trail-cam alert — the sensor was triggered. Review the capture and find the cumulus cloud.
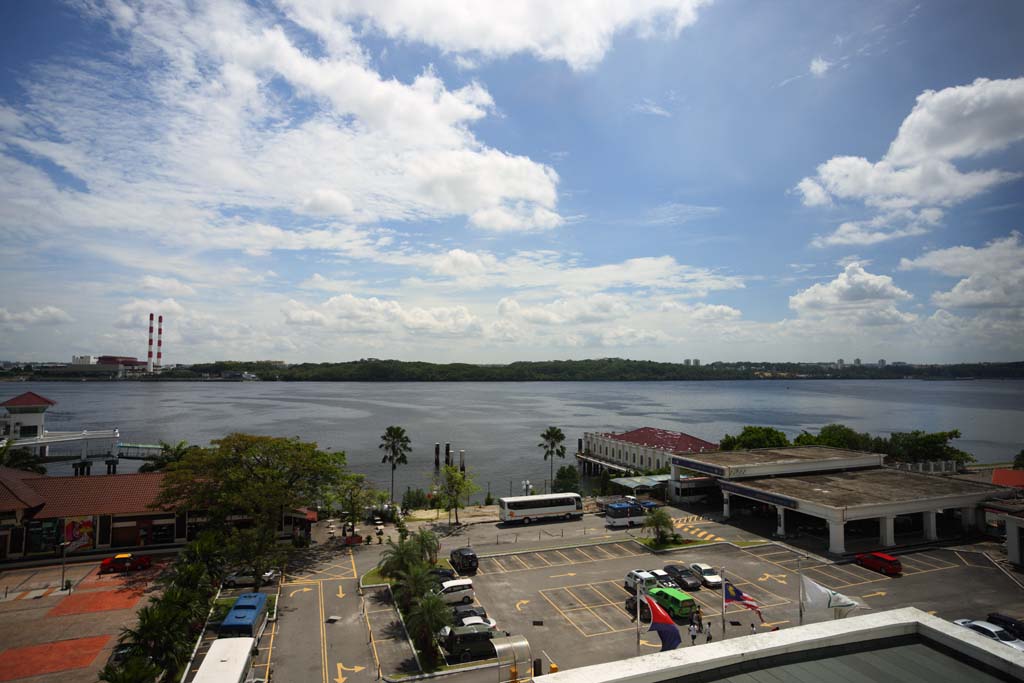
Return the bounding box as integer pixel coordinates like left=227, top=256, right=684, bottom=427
left=140, top=276, right=196, bottom=297
left=809, top=57, right=832, bottom=77
left=789, top=263, right=915, bottom=326
left=640, top=202, right=720, bottom=225
left=796, top=77, right=1024, bottom=246
left=281, top=0, right=710, bottom=71
left=900, top=231, right=1024, bottom=310
left=287, top=294, right=482, bottom=337
left=0, top=306, right=73, bottom=327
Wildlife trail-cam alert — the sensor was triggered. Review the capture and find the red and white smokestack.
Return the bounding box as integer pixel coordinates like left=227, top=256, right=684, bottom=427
left=147, top=313, right=154, bottom=373
left=157, top=315, right=163, bottom=368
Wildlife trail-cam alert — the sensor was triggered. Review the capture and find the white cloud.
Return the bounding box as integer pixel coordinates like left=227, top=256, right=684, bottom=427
left=299, top=274, right=368, bottom=293
left=0, top=306, right=73, bottom=327
left=140, top=275, right=196, bottom=297
left=789, top=263, right=915, bottom=326
left=809, top=57, right=832, bottom=77
left=640, top=202, right=720, bottom=225
left=632, top=99, right=671, bottom=117
left=281, top=0, right=710, bottom=71
left=498, top=294, right=632, bottom=325
left=796, top=77, right=1024, bottom=246
left=287, top=294, right=482, bottom=337
left=900, top=231, right=1024, bottom=310
left=810, top=209, right=938, bottom=247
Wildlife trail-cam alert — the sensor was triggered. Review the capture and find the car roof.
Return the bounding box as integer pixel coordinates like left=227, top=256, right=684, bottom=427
left=442, top=578, right=473, bottom=589
left=862, top=551, right=898, bottom=561
left=691, top=562, right=712, bottom=569
left=631, top=570, right=655, bottom=578
left=451, top=624, right=493, bottom=635
left=968, top=621, right=1003, bottom=631
left=454, top=547, right=476, bottom=555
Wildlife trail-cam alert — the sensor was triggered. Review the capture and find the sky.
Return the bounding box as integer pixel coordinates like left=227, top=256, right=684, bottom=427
left=0, top=1, right=1022, bottom=365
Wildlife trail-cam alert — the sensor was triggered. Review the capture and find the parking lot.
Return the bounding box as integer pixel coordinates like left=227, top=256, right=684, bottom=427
left=469, top=540, right=1024, bottom=672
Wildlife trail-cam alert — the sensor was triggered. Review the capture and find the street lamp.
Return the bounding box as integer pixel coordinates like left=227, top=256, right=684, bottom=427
left=521, top=480, right=533, bottom=496
left=59, top=541, right=71, bottom=593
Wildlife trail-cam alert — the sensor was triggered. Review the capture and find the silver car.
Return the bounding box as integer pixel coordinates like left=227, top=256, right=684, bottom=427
left=954, top=619, right=1024, bottom=651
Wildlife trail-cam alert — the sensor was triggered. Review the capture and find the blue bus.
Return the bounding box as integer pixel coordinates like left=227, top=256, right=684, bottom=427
left=219, top=592, right=269, bottom=643
left=606, top=502, right=649, bottom=528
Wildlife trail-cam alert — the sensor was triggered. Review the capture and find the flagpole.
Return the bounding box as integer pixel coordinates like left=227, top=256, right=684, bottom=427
left=720, top=566, right=726, bottom=639
left=797, top=556, right=804, bottom=626
left=636, top=584, right=642, bottom=654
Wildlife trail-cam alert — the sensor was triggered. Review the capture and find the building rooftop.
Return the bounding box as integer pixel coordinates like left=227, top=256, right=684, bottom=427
left=0, top=467, right=45, bottom=512
left=1, top=391, right=56, bottom=409
left=0, top=471, right=167, bottom=519
left=684, top=446, right=881, bottom=468
left=733, top=468, right=1004, bottom=509
left=605, top=427, right=717, bottom=454
left=991, top=468, right=1024, bottom=488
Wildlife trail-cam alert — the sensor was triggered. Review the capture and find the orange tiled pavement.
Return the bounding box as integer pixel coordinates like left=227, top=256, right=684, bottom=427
left=0, top=635, right=110, bottom=681
left=47, top=589, right=143, bottom=618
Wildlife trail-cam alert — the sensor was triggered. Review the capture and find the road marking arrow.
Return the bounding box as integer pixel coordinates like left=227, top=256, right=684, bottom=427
left=515, top=600, right=530, bottom=611
left=639, top=639, right=659, bottom=648
left=337, top=585, right=346, bottom=599
left=289, top=587, right=313, bottom=598
left=757, top=572, right=788, bottom=584
left=761, top=620, right=790, bottom=628
left=861, top=591, right=887, bottom=598
left=550, top=572, right=577, bottom=578
left=334, top=662, right=365, bottom=683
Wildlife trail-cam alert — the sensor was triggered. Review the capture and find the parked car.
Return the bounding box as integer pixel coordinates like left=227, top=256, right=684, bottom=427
left=854, top=552, right=902, bottom=576
left=626, top=587, right=697, bottom=622
left=954, top=619, right=1024, bottom=651
left=222, top=568, right=281, bottom=587
left=624, top=569, right=659, bottom=594
left=663, top=564, right=702, bottom=591
left=987, top=613, right=1024, bottom=640
left=441, top=624, right=508, bottom=662
left=434, top=578, right=475, bottom=604
left=689, top=563, right=723, bottom=589
left=439, top=615, right=497, bottom=636
left=450, top=547, right=479, bottom=573
left=649, top=568, right=676, bottom=588
left=429, top=567, right=458, bottom=583
left=99, top=553, right=152, bottom=574
left=452, top=604, right=488, bottom=623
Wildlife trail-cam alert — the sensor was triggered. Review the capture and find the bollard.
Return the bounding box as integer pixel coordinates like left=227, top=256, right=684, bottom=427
left=549, top=663, right=559, bottom=673
left=533, top=658, right=542, bottom=676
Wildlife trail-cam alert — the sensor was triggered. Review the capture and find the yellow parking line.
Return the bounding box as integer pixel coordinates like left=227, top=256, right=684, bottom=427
left=554, top=549, right=575, bottom=565
left=696, top=531, right=709, bottom=539
left=540, top=590, right=589, bottom=638
left=264, top=622, right=277, bottom=676
left=318, top=581, right=327, bottom=683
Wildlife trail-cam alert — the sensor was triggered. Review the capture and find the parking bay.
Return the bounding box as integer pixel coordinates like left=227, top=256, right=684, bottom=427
left=470, top=541, right=1024, bottom=672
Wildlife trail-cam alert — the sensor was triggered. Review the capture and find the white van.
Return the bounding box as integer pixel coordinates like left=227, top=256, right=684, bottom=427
left=436, top=578, right=475, bottom=605
left=624, top=570, right=658, bottom=594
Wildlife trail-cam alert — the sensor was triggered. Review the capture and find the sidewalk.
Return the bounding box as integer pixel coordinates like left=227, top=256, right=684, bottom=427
left=363, top=584, right=420, bottom=676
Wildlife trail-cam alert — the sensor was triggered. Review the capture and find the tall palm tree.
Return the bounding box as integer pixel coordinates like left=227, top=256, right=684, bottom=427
left=377, top=538, right=421, bottom=579
left=138, top=440, right=194, bottom=473
left=119, top=601, right=192, bottom=675
left=0, top=440, right=46, bottom=474
left=98, top=655, right=162, bottom=683
left=394, top=562, right=435, bottom=613
left=379, top=426, right=412, bottom=505
left=642, top=508, right=675, bottom=546
left=413, top=528, right=440, bottom=565
left=538, top=426, right=567, bottom=492
left=406, top=593, right=452, bottom=666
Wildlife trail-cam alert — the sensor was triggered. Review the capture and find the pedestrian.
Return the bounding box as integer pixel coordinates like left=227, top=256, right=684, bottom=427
left=750, top=622, right=757, bottom=635
left=706, top=627, right=713, bottom=644
left=696, top=606, right=704, bottom=633
left=689, top=623, right=698, bottom=645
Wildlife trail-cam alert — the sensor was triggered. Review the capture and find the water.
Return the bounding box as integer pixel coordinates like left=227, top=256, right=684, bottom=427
left=9, top=380, right=1023, bottom=495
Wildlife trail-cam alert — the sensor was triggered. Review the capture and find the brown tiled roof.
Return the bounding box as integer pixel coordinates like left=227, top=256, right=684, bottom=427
left=1, top=391, right=56, bottom=408
left=23, top=472, right=167, bottom=519
left=992, top=469, right=1024, bottom=488
left=0, top=467, right=46, bottom=512
left=605, top=427, right=718, bottom=454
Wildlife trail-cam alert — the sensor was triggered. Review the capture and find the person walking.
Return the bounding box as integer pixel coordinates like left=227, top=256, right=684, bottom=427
left=706, top=627, right=713, bottom=644
left=689, top=623, right=698, bottom=645
left=750, top=622, right=757, bottom=636
left=696, top=606, right=704, bottom=633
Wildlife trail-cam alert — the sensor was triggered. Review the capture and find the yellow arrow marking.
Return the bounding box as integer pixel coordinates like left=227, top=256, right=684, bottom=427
left=289, top=587, right=313, bottom=598
left=861, top=591, right=887, bottom=598
left=334, top=662, right=366, bottom=683
left=757, top=572, right=788, bottom=584
left=761, top=620, right=790, bottom=628
left=515, top=600, right=530, bottom=611
left=550, top=572, right=577, bottom=578
left=639, top=639, right=659, bottom=648
left=337, top=585, right=346, bottom=599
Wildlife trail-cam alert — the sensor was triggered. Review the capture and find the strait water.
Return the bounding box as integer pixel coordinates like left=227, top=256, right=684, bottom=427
left=9, top=380, right=1023, bottom=497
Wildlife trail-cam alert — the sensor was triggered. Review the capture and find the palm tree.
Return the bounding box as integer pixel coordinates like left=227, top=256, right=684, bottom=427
left=98, top=655, right=162, bottom=683
left=0, top=440, right=46, bottom=474
left=377, top=538, right=421, bottom=579
left=379, top=426, right=412, bottom=505
left=119, top=601, right=192, bottom=675
left=413, top=528, right=440, bottom=565
left=406, top=593, right=452, bottom=666
left=538, top=426, right=567, bottom=492
left=642, top=508, right=675, bottom=546
left=394, top=562, right=435, bottom=613
left=138, top=440, right=194, bottom=473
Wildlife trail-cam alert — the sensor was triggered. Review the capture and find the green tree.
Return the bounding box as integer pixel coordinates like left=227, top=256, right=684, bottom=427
left=379, top=425, right=412, bottom=505
left=793, top=424, right=873, bottom=451
left=138, top=440, right=196, bottom=473
left=118, top=601, right=193, bottom=676
left=642, top=508, right=675, bottom=546
left=883, top=430, right=974, bottom=464
left=552, top=465, right=581, bottom=494
left=0, top=440, right=46, bottom=474
left=394, top=562, right=435, bottom=613
left=538, top=426, right=567, bottom=491
left=720, top=426, right=790, bottom=451
left=330, top=473, right=373, bottom=535
left=225, top=526, right=284, bottom=591
left=599, top=469, right=612, bottom=495
left=438, top=465, right=479, bottom=525
left=178, top=529, right=227, bottom=585
left=406, top=592, right=452, bottom=667
left=1014, top=449, right=1024, bottom=470
left=412, top=527, right=440, bottom=565
left=98, top=656, right=162, bottom=683
left=378, top=538, right=421, bottom=579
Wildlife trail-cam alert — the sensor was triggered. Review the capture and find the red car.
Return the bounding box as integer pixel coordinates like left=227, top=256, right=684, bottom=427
left=99, top=553, right=153, bottom=574
left=854, top=552, right=902, bottom=576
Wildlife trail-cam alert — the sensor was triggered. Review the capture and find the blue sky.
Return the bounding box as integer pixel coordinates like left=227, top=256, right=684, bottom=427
left=1, top=0, right=1022, bottom=364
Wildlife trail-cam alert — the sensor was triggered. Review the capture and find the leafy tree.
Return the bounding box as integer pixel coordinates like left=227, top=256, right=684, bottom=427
left=98, top=656, right=162, bottom=683
left=598, top=469, right=612, bottom=496
left=378, top=538, right=421, bottom=579
left=330, top=473, right=373, bottom=535
left=118, top=601, right=193, bottom=676
left=883, top=429, right=974, bottom=464
left=379, top=425, right=412, bottom=505
left=406, top=592, right=452, bottom=667
left=552, top=465, right=580, bottom=494
left=793, top=424, right=873, bottom=451
left=0, top=440, right=46, bottom=474
left=720, top=426, right=790, bottom=451
left=412, top=528, right=440, bottom=565
left=438, top=465, right=479, bottom=525
left=179, top=529, right=227, bottom=585
left=402, top=487, right=430, bottom=510
left=1015, top=449, right=1024, bottom=470
left=225, top=526, right=284, bottom=591
left=138, top=440, right=196, bottom=473
left=394, top=562, right=435, bottom=613
left=642, top=508, right=675, bottom=546
left=538, top=426, right=567, bottom=490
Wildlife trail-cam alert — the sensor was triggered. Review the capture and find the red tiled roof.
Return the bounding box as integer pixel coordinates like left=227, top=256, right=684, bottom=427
left=23, top=472, right=167, bottom=519
left=0, top=467, right=46, bottom=512
left=605, top=427, right=718, bottom=454
left=992, top=469, right=1024, bottom=488
left=1, top=392, right=56, bottom=408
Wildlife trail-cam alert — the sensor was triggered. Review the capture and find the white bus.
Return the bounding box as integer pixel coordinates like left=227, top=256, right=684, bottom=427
left=605, top=501, right=649, bottom=528
left=193, top=637, right=257, bottom=683
left=498, top=493, right=583, bottom=524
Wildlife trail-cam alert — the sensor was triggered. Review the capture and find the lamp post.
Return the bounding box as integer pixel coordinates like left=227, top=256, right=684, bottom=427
left=59, top=541, right=71, bottom=593
left=521, top=480, right=533, bottom=496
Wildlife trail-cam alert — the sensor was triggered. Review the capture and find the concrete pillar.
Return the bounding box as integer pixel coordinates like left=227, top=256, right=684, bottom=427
left=880, top=515, right=895, bottom=547
left=1006, top=518, right=1021, bottom=566
left=828, top=520, right=846, bottom=555
left=961, top=506, right=976, bottom=532
left=923, top=510, right=938, bottom=541
left=776, top=506, right=786, bottom=537
left=722, top=492, right=731, bottom=520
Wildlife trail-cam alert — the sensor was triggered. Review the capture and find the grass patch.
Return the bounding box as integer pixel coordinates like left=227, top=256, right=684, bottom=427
left=735, top=540, right=771, bottom=547
left=360, top=567, right=390, bottom=586
left=637, top=537, right=712, bottom=550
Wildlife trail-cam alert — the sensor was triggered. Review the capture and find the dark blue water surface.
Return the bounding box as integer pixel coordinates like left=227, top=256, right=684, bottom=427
left=11, top=380, right=1023, bottom=493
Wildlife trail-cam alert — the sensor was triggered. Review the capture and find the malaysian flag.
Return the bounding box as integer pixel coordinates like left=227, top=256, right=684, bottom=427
left=724, top=580, right=763, bottom=622
left=642, top=594, right=681, bottom=651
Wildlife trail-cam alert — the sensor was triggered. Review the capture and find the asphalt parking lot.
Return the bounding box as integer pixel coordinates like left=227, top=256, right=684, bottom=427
left=470, top=540, right=1024, bottom=672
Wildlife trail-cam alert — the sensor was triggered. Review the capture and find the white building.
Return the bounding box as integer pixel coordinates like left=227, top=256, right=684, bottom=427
left=580, top=427, right=718, bottom=477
